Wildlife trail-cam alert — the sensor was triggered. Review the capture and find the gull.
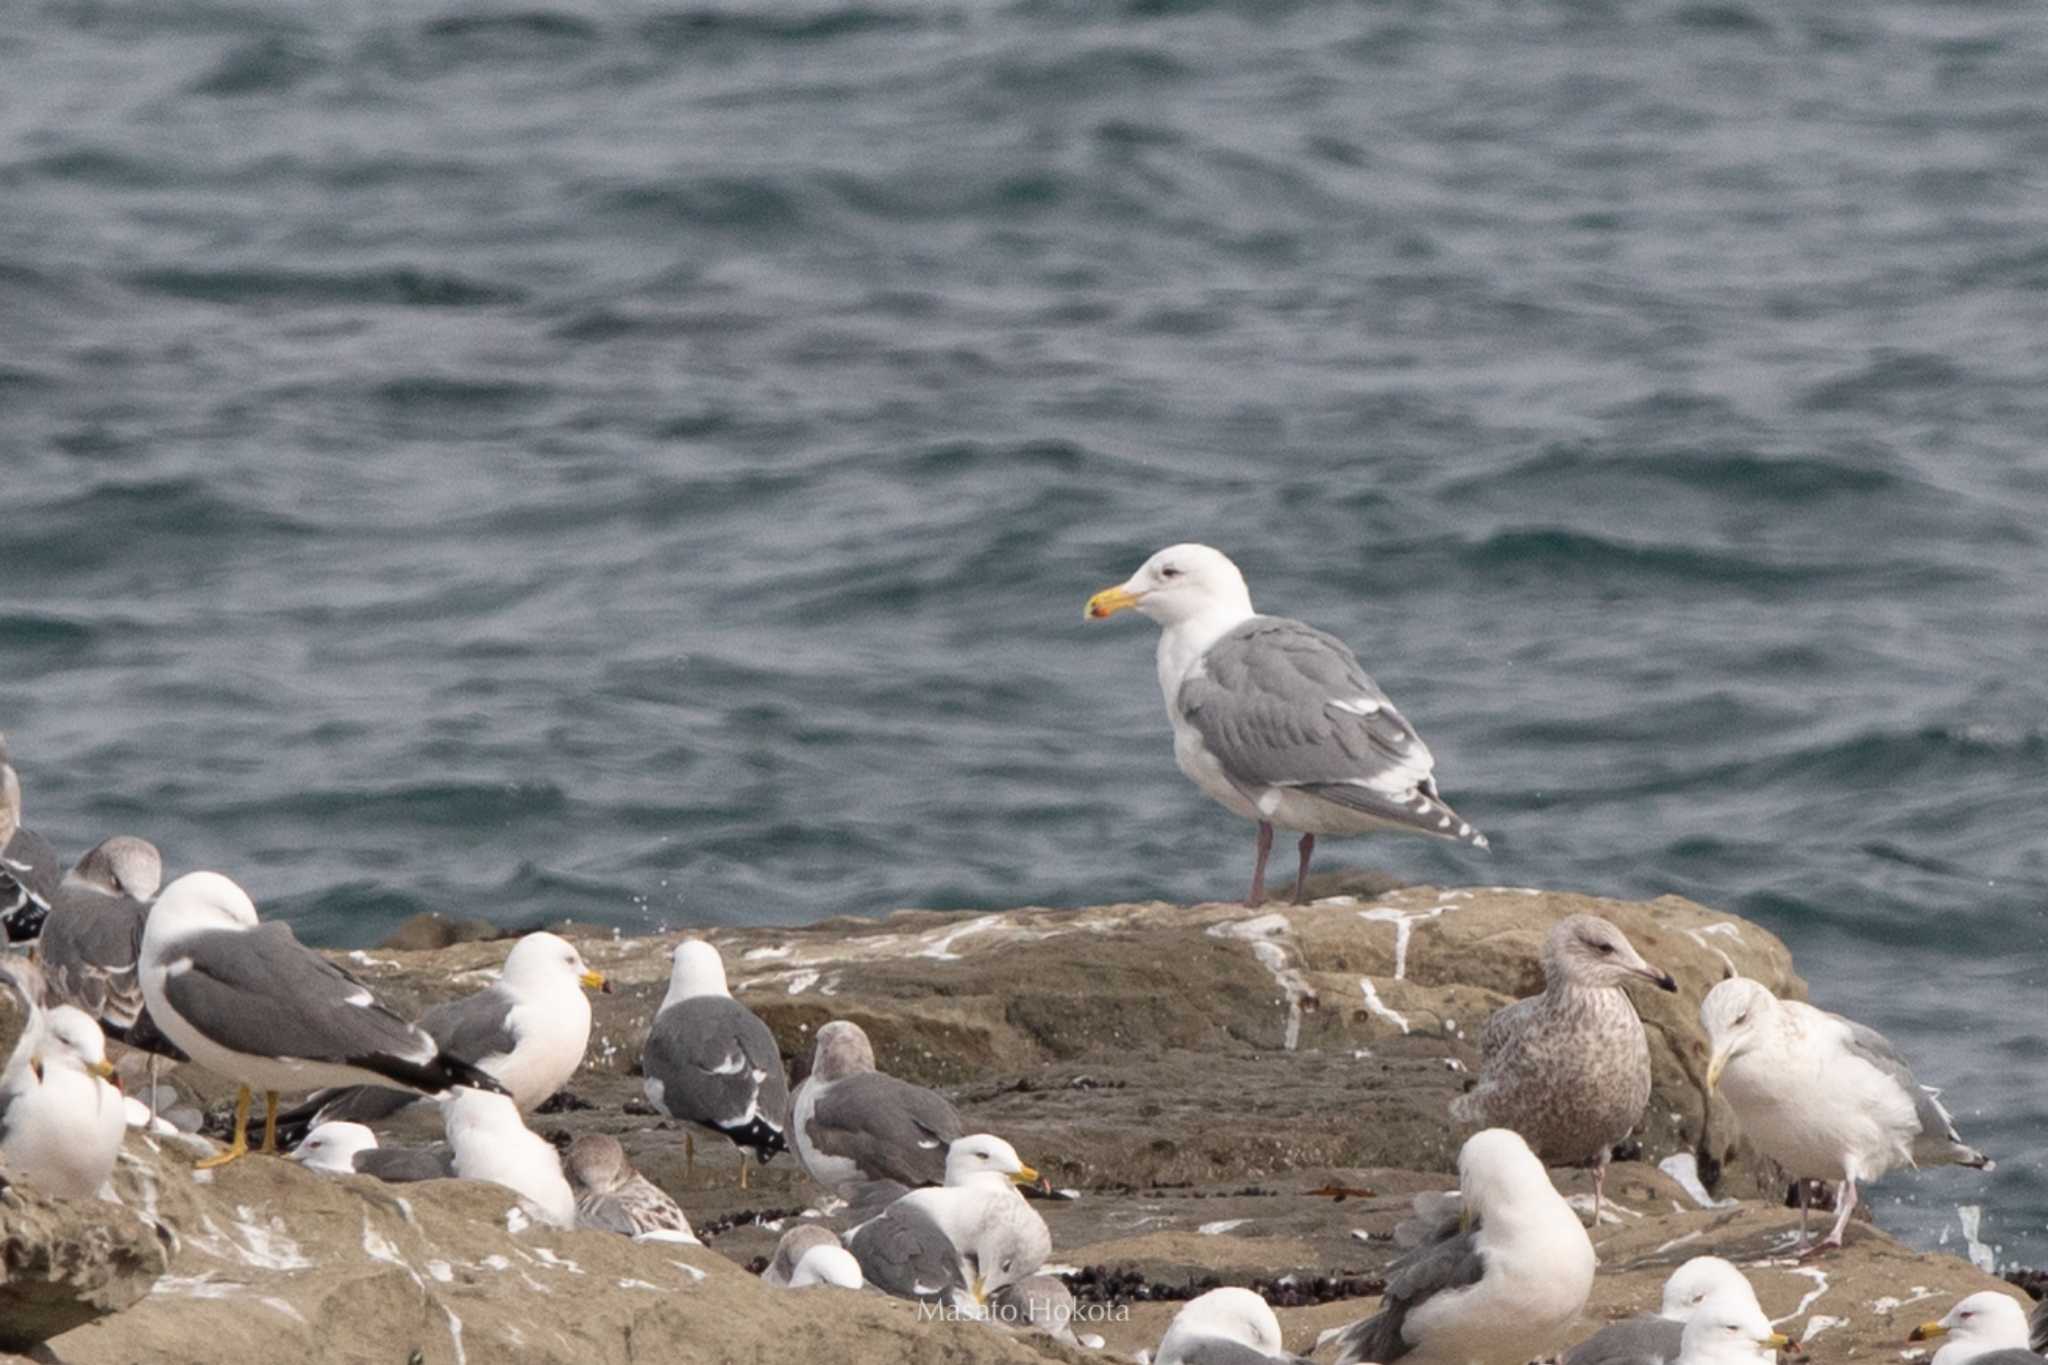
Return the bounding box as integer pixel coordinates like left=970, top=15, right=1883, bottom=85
left=1562, top=1257, right=1762, bottom=1365
left=275, top=930, right=607, bottom=1139
left=1451, top=915, right=1677, bottom=1222
left=763, top=1225, right=864, bottom=1289
left=287, top=1121, right=454, bottom=1182
left=1333, top=1128, right=1596, bottom=1365
left=0, top=738, right=63, bottom=944
left=1700, top=976, right=1990, bottom=1253
left=0, top=1004, right=126, bottom=1200
left=1670, top=1299, right=1787, bottom=1365
left=36, top=836, right=177, bottom=1053
left=442, top=1087, right=575, bottom=1228
left=789, top=1019, right=964, bottom=1196
left=846, top=1134, right=1049, bottom=1312
left=1908, top=1292, right=2039, bottom=1365
left=1156, top=1286, right=1309, bottom=1364
left=1087, top=544, right=1484, bottom=906
left=565, top=1134, right=698, bottom=1242
left=138, top=871, right=504, bottom=1168
left=641, top=939, right=787, bottom=1188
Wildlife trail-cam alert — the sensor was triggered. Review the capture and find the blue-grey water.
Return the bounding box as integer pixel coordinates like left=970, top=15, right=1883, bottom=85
left=4, top=0, right=2046, bottom=1265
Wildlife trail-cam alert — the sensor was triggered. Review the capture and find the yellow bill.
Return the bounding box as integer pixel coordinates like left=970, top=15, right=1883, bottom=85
left=1085, top=585, right=1141, bottom=620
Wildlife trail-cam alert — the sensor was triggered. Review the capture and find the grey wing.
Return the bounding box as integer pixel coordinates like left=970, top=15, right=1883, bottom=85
left=1955, top=1353, right=2043, bottom=1365
left=843, top=1178, right=915, bottom=1224
left=580, top=1176, right=692, bottom=1238
left=808, top=1072, right=963, bottom=1187
left=643, top=997, right=788, bottom=1132
left=576, top=1191, right=645, bottom=1237
left=1561, top=1317, right=1684, bottom=1365
left=1335, top=1221, right=1487, bottom=1365
left=36, top=889, right=149, bottom=1030
left=2029, top=1298, right=2047, bottom=1355
left=1179, top=618, right=1474, bottom=840
left=766, top=1225, right=842, bottom=1285
left=846, top=1204, right=965, bottom=1302
left=355, top=1145, right=456, bottom=1183
left=162, top=925, right=437, bottom=1073
left=1, top=829, right=63, bottom=942
left=1177, top=1342, right=1304, bottom=1365
left=1838, top=1018, right=1974, bottom=1151
left=422, top=988, right=520, bottom=1064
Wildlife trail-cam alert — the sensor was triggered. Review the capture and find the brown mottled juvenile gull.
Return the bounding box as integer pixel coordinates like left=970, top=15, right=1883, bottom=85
left=565, top=1134, right=698, bottom=1242
left=846, top=1135, right=1049, bottom=1312
left=1908, top=1293, right=2038, bottom=1365
left=763, top=1224, right=863, bottom=1289
left=138, top=871, right=505, bottom=1168
left=991, top=1275, right=1085, bottom=1347
left=1085, top=544, right=1485, bottom=906
left=641, top=939, right=788, bottom=1188
left=1701, top=976, right=1991, bottom=1253
left=0, top=1004, right=126, bottom=1199
left=35, top=837, right=180, bottom=1057
left=790, top=1019, right=964, bottom=1197
left=1333, top=1128, right=1595, bottom=1365
left=276, top=930, right=607, bottom=1140
left=1156, top=1286, right=1309, bottom=1364
left=288, top=1121, right=455, bottom=1182
left=1562, top=1257, right=1761, bottom=1365
left=1450, top=915, right=1677, bottom=1222
left=0, top=739, right=63, bottom=944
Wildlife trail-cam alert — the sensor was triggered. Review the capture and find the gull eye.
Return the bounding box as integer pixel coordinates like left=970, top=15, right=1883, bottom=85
left=1733, top=1012, right=1749, bottom=1026
left=1159, top=565, right=1182, bottom=579
left=1596, top=942, right=1615, bottom=955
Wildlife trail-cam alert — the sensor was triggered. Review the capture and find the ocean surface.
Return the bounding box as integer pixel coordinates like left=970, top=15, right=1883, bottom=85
left=4, top=0, right=2046, bottom=1264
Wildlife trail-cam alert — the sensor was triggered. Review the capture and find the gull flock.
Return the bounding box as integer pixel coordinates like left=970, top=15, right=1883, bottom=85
left=1, top=545, right=2039, bottom=1362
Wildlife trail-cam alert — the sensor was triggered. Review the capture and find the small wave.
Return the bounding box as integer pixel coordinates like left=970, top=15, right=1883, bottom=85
left=1457, top=526, right=1826, bottom=590
left=1464, top=442, right=1904, bottom=504
left=634, top=7, right=930, bottom=49
left=1798, top=351, right=1970, bottom=415
left=213, top=782, right=571, bottom=829
left=11, top=478, right=318, bottom=571
left=189, top=34, right=325, bottom=96
left=126, top=266, right=524, bottom=308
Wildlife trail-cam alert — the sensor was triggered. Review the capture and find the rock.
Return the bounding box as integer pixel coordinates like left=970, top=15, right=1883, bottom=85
left=13, top=884, right=2017, bottom=1364
left=0, top=1181, right=168, bottom=1352
left=374, top=914, right=506, bottom=953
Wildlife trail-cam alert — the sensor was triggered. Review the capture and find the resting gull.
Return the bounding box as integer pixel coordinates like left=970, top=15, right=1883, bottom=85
left=1333, top=1127, right=1595, bottom=1365
left=790, top=1019, right=964, bottom=1196
left=442, top=1087, right=576, bottom=1228
left=641, top=939, right=787, bottom=1188
left=991, top=1275, right=1084, bottom=1347
left=0, top=739, right=63, bottom=944
left=288, top=1121, right=455, bottom=1183
left=1562, top=1257, right=1761, bottom=1365
left=0, top=1004, right=126, bottom=1199
left=1086, top=544, right=1484, bottom=906
left=1156, top=1286, right=1308, bottom=1364
left=763, top=1225, right=864, bottom=1289
left=1908, top=1292, right=2039, bottom=1365
left=36, top=836, right=181, bottom=1057
left=1670, top=1299, right=1787, bottom=1365
left=138, top=871, right=504, bottom=1168
left=1700, top=976, right=1990, bottom=1252
left=276, top=930, right=607, bottom=1139
left=566, top=1133, right=699, bottom=1242
left=1451, top=915, right=1677, bottom=1221
left=846, top=1134, right=1049, bottom=1311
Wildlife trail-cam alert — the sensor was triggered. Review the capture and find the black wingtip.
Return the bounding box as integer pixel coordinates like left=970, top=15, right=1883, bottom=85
left=1657, top=972, right=1679, bottom=993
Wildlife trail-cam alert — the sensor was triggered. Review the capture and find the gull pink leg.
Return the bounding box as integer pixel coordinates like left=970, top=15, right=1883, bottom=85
left=1291, top=833, right=1316, bottom=905
left=1248, top=821, right=1274, bottom=906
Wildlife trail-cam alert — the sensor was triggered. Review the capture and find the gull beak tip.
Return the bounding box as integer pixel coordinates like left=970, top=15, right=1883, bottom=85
left=582, top=970, right=611, bottom=994
left=1908, top=1325, right=1945, bottom=1343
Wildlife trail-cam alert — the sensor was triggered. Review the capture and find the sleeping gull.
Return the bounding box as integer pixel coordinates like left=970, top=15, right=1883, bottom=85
left=0, top=1004, right=127, bottom=1199
left=1700, top=976, right=1991, bottom=1252
left=641, top=939, right=788, bottom=1188
left=288, top=1121, right=455, bottom=1183
left=36, top=837, right=180, bottom=1056
left=1907, top=1292, right=2038, bottom=1365
left=0, top=739, right=63, bottom=944
left=275, top=930, right=607, bottom=1139
left=1669, top=1299, right=1787, bottom=1365
left=566, top=1133, right=698, bottom=1242
left=138, top=871, right=505, bottom=1168
left=763, top=1225, right=864, bottom=1289
left=1450, top=915, right=1677, bottom=1222
left=1333, top=1127, right=1595, bottom=1365
left=790, top=1019, right=964, bottom=1196
left=990, top=1275, right=1083, bottom=1347
left=1562, top=1257, right=1761, bottom=1365
left=442, top=1087, right=576, bottom=1228
left=1156, top=1286, right=1307, bottom=1364
left=846, top=1134, right=1049, bottom=1311
left=1086, top=544, right=1485, bottom=906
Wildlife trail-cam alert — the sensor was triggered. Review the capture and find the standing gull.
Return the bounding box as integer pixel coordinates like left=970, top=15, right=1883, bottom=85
left=1908, top=1293, right=2039, bottom=1365
left=1333, top=1128, right=1596, bottom=1365
left=442, top=1087, right=576, bottom=1228
left=1700, top=976, right=1991, bottom=1253
left=1451, top=915, right=1677, bottom=1222
left=763, top=1225, right=864, bottom=1289
left=138, top=871, right=505, bottom=1168
left=1562, top=1257, right=1761, bottom=1365
left=1086, top=544, right=1485, bottom=906
left=275, top=930, right=607, bottom=1139
left=36, top=837, right=178, bottom=1055
left=566, top=1133, right=699, bottom=1242
left=846, top=1134, right=1050, bottom=1311
left=0, top=739, right=63, bottom=944
left=0, top=1004, right=127, bottom=1200
left=288, top=1121, right=455, bottom=1182
left=1156, top=1286, right=1309, bottom=1364
left=790, top=1019, right=965, bottom=1196
left=641, top=939, right=788, bottom=1188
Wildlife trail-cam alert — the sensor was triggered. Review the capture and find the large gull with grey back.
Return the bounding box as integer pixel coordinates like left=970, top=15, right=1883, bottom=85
left=1700, top=976, right=1991, bottom=1253
left=641, top=938, right=788, bottom=1188
left=1907, top=1292, right=2039, bottom=1365
left=1451, top=914, right=1677, bottom=1222
left=138, top=870, right=505, bottom=1168
left=274, top=930, right=607, bottom=1142
left=846, top=1134, right=1049, bottom=1312
left=1087, top=544, right=1485, bottom=905
left=288, top=1121, right=455, bottom=1183
left=1155, top=1286, right=1310, bottom=1364
left=790, top=1018, right=964, bottom=1197
left=0, top=739, right=63, bottom=944
left=1561, top=1257, right=1762, bottom=1365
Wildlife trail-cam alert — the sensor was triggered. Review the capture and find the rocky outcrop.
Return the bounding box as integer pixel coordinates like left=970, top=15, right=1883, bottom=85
left=3, top=883, right=2023, bottom=1364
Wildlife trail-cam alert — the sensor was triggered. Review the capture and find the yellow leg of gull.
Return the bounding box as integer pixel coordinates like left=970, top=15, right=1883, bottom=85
left=737, top=1158, right=750, bottom=1191
left=197, top=1086, right=253, bottom=1169
left=260, top=1090, right=281, bottom=1154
